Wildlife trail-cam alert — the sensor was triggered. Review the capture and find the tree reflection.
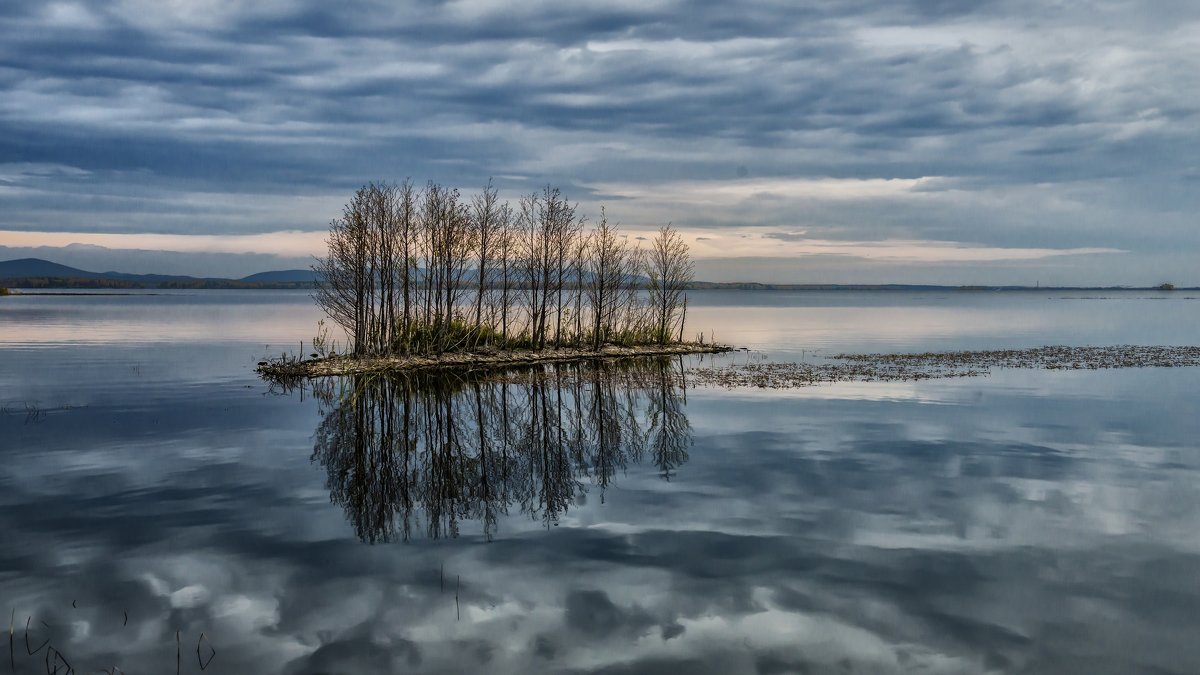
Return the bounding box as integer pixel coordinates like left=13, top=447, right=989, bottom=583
left=311, top=358, right=691, bottom=543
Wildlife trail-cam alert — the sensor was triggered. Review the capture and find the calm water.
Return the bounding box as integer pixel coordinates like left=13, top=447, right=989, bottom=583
left=2, top=289, right=1199, bottom=674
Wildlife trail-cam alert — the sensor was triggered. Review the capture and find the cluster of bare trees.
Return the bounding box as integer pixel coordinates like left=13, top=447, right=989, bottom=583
left=314, top=180, right=694, bottom=356
left=311, top=359, right=691, bottom=542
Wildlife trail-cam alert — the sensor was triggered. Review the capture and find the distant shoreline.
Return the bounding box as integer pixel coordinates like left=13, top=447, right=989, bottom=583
left=1, top=258, right=1192, bottom=292
left=3, top=291, right=153, bottom=296
left=684, top=282, right=1193, bottom=292
left=0, top=279, right=316, bottom=291
left=3, top=279, right=1195, bottom=293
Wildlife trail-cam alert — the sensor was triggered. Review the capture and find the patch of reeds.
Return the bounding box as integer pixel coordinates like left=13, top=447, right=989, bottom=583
left=9, top=603, right=214, bottom=674
left=686, top=345, right=1200, bottom=389
left=832, top=345, right=1200, bottom=371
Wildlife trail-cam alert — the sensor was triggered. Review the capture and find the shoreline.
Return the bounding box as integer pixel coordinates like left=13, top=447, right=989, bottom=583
left=1, top=290, right=158, bottom=296
left=257, top=343, right=734, bottom=379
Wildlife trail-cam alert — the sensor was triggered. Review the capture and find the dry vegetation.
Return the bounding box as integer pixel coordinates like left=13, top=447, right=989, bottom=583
left=259, top=343, right=731, bottom=380
left=686, top=345, right=1200, bottom=389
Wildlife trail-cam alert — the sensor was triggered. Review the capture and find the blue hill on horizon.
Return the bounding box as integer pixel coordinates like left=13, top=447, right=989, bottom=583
left=0, top=257, right=106, bottom=279
left=239, top=269, right=321, bottom=283
left=0, top=257, right=320, bottom=287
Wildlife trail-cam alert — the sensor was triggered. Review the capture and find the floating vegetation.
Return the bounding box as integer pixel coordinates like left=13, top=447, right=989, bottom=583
left=686, top=345, right=1200, bottom=389
left=833, top=345, right=1200, bottom=371
left=685, top=360, right=987, bottom=389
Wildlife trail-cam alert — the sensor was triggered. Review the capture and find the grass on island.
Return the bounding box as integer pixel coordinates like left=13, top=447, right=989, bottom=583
left=258, top=340, right=732, bottom=380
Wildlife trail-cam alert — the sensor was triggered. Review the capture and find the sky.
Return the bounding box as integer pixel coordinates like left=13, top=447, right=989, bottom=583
left=0, top=0, right=1197, bottom=284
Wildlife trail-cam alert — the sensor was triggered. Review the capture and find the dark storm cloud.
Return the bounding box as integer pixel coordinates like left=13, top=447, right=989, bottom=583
left=0, top=0, right=1197, bottom=281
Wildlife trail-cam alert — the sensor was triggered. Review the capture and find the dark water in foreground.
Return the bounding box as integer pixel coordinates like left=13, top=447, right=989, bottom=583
left=1, top=289, right=1199, bottom=674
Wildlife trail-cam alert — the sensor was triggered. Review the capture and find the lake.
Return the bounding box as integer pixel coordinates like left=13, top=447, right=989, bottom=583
left=2, top=289, right=1199, bottom=674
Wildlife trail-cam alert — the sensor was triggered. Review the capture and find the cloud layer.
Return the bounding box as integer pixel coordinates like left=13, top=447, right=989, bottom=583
left=1, top=1, right=1197, bottom=281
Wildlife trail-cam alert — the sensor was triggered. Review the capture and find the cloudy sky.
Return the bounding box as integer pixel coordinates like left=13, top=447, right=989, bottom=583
left=0, top=0, right=1196, bottom=283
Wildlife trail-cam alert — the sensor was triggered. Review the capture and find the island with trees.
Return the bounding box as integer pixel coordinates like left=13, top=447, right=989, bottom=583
left=258, top=180, right=729, bottom=379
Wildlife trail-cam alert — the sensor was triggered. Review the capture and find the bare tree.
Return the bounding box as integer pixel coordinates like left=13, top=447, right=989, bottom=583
left=313, top=214, right=361, bottom=352
left=518, top=188, right=569, bottom=350
left=549, top=189, right=581, bottom=349
left=584, top=209, right=631, bottom=349
left=497, top=204, right=515, bottom=341
left=397, top=179, right=418, bottom=349
left=472, top=179, right=506, bottom=349
left=314, top=185, right=374, bottom=355
left=646, top=224, right=693, bottom=344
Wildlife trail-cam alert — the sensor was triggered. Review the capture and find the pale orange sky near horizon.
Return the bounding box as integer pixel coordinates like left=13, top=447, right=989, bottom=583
left=0, top=228, right=1123, bottom=264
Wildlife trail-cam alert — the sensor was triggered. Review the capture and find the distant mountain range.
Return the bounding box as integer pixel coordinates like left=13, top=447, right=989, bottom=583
left=0, top=258, right=320, bottom=289
left=239, top=269, right=323, bottom=284
left=0, top=257, right=1192, bottom=291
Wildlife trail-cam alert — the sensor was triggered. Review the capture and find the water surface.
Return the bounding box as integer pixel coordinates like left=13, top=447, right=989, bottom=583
left=2, top=289, right=1199, bottom=674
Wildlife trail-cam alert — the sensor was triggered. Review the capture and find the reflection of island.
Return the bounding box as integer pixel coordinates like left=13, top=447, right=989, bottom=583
left=310, top=358, right=691, bottom=543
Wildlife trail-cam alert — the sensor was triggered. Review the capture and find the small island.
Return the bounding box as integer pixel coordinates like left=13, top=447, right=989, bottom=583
left=258, top=180, right=729, bottom=380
